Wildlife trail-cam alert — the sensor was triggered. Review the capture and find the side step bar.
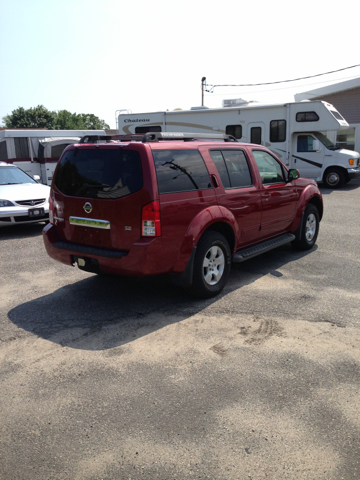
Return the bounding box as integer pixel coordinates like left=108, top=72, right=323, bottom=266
left=232, top=233, right=295, bottom=263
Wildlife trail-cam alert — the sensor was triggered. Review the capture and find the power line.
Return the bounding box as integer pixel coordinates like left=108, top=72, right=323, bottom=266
left=205, top=64, right=360, bottom=92
left=205, top=74, right=360, bottom=97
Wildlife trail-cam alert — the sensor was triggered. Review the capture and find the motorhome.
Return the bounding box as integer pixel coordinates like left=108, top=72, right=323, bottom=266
left=118, top=100, right=360, bottom=188
left=0, top=129, right=105, bottom=185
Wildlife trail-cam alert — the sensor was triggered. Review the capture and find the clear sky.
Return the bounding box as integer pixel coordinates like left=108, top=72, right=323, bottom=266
left=1, top=0, right=359, bottom=129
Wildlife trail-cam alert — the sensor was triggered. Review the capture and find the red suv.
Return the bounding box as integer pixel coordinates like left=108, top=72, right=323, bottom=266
left=43, top=132, right=323, bottom=298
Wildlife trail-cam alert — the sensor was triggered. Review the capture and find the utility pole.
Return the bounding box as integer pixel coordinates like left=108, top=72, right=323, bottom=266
left=201, top=77, right=206, bottom=106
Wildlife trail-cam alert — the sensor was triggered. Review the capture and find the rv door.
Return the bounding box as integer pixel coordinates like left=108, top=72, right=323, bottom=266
left=292, top=133, right=323, bottom=179
left=248, top=122, right=265, bottom=146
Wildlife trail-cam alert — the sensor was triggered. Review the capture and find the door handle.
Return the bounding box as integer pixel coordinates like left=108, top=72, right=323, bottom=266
left=262, top=192, right=271, bottom=200
left=211, top=174, right=219, bottom=188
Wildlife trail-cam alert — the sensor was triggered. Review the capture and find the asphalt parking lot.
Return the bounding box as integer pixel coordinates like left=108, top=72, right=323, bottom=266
left=1, top=179, right=359, bottom=480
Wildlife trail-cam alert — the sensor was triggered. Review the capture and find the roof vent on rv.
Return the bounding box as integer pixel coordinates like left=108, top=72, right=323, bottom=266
left=222, top=98, right=248, bottom=108
left=190, top=106, right=209, bottom=110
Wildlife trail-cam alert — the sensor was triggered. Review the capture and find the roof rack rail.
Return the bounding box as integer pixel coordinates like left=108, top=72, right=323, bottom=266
left=79, top=132, right=237, bottom=144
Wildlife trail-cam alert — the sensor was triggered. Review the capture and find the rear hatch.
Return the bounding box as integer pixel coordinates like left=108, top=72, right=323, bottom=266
left=52, top=144, right=154, bottom=251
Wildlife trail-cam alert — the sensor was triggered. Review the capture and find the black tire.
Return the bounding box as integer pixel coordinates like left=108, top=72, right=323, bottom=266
left=189, top=231, right=231, bottom=299
left=323, top=167, right=346, bottom=189
left=292, top=204, right=319, bottom=251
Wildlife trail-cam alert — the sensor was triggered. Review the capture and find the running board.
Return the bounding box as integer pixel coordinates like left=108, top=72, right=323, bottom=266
left=232, top=233, right=295, bottom=263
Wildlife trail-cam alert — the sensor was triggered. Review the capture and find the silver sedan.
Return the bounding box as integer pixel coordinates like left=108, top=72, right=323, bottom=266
left=0, top=162, right=50, bottom=226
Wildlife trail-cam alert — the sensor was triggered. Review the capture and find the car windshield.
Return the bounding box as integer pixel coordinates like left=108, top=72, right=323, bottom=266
left=0, top=166, right=36, bottom=185
left=314, top=132, right=340, bottom=151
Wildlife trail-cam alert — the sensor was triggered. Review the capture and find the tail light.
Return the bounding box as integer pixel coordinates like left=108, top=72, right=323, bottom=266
left=49, top=194, right=54, bottom=224
left=142, top=201, right=161, bottom=237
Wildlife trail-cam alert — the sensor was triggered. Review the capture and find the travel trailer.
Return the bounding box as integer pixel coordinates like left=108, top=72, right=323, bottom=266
left=118, top=100, right=360, bottom=188
left=0, top=129, right=105, bottom=185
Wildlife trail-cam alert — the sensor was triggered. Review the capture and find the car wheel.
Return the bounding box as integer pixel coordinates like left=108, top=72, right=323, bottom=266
left=189, top=231, right=231, bottom=298
left=323, top=167, right=345, bottom=189
left=292, top=204, right=319, bottom=251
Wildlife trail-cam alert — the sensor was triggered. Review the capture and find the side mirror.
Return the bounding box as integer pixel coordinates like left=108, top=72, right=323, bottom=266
left=33, top=175, right=41, bottom=182
left=312, top=139, right=320, bottom=151
left=288, top=169, right=299, bottom=181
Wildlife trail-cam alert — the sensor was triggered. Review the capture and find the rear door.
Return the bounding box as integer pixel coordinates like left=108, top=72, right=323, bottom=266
left=52, top=144, right=155, bottom=251
left=201, top=146, right=262, bottom=247
left=151, top=146, right=217, bottom=252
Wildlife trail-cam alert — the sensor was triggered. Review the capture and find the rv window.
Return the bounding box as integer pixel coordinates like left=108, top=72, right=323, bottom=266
left=330, top=110, right=344, bottom=121
left=251, top=127, right=262, bottom=145
left=270, top=120, right=286, bottom=142
left=296, top=112, right=319, bottom=122
left=14, top=137, right=29, bottom=158
left=51, top=144, right=71, bottom=158
left=0, top=140, right=8, bottom=161
left=152, top=149, right=212, bottom=194
left=135, top=126, right=162, bottom=134
left=297, top=135, right=317, bottom=152
left=225, top=125, right=242, bottom=140
left=252, top=150, right=285, bottom=184
left=210, top=150, right=252, bottom=189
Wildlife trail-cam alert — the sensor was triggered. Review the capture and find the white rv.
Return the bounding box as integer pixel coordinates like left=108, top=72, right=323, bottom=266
left=118, top=100, right=360, bottom=188
left=0, top=129, right=105, bottom=185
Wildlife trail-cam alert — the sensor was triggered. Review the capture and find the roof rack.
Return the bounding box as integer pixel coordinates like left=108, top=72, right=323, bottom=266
left=79, top=132, right=237, bottom=144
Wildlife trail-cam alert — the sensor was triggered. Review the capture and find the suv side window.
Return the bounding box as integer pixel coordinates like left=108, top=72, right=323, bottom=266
left=152, top=149, right=212, bottom=194
left=210, top=149, right=253, bottom=189
left=252, top=150, right=285, bottom=184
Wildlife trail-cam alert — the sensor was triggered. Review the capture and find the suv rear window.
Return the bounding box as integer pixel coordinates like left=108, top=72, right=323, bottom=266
left=152, top=149, right=212, bottom=194
left=54, top=148, right=143, bottom=199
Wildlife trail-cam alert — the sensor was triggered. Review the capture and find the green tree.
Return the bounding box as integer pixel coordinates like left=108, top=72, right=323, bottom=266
left=3, top=105, right=56, bottom=129
left=3, top=106, right=110, bottom=130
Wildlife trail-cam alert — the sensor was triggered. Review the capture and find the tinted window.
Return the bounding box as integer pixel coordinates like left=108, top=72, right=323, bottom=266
left=270, top=120, right=286, bottom=142
left=209, top=150, right=230, bottom=188
left=297, top=135, right=316, bottom=152
left=296, top=112, right=319, bottom=122
left=251, top=127, right=262, bottom=144
left=135, top=126, right=162, bottom=134
left=225, top=125, right=242, bottom=139
left=210, top=150, right=252, bottom=189
left=55, top=148, right=143, bottom=199
left=14, top=137, right=29, bottom=158
left=252, top=150, right=285, bottom=184
left=152, top=149, right=212, bottom=194
left=0, top=140, right=8, bottom=161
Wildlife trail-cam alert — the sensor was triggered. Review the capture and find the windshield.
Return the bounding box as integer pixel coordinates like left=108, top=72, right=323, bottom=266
left=314, top=132, right=340, bottom=151
left=0, top=166, right=36, bottom=185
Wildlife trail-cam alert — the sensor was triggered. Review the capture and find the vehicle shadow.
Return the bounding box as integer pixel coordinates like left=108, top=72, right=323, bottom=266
left=0, top=222, right=47, bottom=240
left=8, top=243, right=315, bottom=351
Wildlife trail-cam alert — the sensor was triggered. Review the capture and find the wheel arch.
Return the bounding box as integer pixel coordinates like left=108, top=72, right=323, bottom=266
left=307, top=195, right=323, bottom=221
left=172, top=207, right=237, bottom=274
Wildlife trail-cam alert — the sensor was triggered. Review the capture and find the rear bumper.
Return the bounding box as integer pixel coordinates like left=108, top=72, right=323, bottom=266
left=347, top=167, right=360, bottom=180
left=42, top=223, right=178, bottom=276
